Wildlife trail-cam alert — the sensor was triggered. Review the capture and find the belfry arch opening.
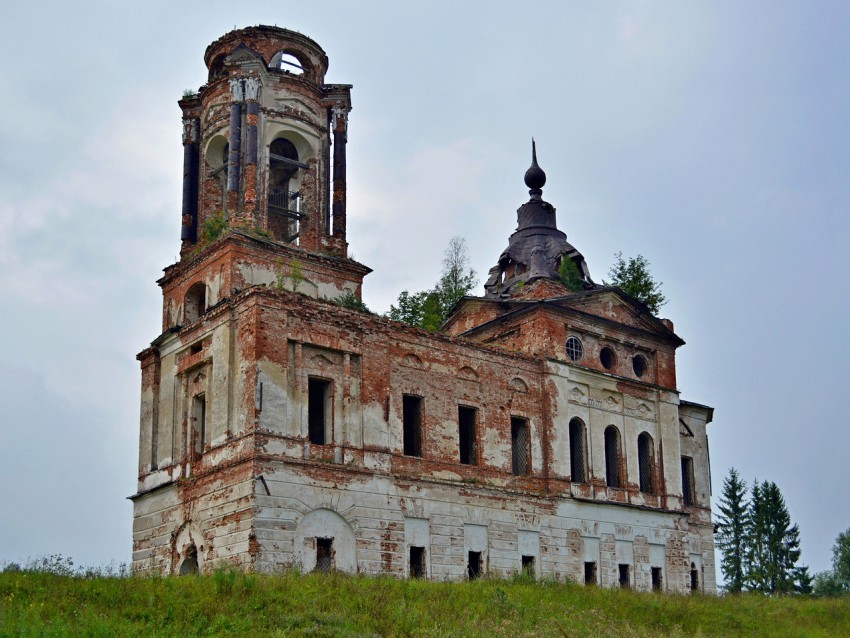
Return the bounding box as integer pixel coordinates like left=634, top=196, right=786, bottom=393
left=184, top=282, right=207, bottom=324
left=268, top=136, right=310, bottom=243
left=270, top=51, right=306, bottom=76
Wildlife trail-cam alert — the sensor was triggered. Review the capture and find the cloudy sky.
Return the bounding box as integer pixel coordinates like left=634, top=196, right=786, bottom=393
left=1, top=1, right=848, bottom=577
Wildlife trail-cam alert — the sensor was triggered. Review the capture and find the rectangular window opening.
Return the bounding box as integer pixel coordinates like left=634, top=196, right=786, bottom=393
left=409, top=546, right=425, bottom=578
left=316, top=537, right=333, bottom=573
left=192, top=394, right=206, bottom=458
left=618, top=564, right=631, bottom=589
left=682, top=456, right=695, bottom=506
left=467, top=551, right=482, bottom=580
left=511, top=417, right=530, bottom=476
left=584, top=561, right=597, bottom=585
left=521, top=555, right=535, bottom=577
left=308, top=377, right=331, bottom=445
left=403, top=395, right=423, bottom=457
left=652, top=567, right=663, bottom=591
left=458, top=406, right=477, bottom=465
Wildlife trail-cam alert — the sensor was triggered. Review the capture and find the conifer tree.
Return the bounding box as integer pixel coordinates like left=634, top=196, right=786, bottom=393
left=606, top=252, right=667, bottom=314
left=715, top=467, right=749, bottom=593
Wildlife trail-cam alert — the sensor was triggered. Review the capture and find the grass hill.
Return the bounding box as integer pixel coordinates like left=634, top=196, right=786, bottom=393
left=1, top=568, right=848, bottom=637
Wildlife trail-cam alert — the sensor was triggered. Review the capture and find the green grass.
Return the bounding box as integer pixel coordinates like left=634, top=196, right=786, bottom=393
left=1, top=569, right=848, bottom=637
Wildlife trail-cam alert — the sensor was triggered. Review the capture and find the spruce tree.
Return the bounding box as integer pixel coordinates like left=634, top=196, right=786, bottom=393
left=715, top=467, right=748, bottom=593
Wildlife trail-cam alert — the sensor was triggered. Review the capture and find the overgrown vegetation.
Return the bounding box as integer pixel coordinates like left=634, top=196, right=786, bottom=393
left=332, top=290, right=371, bottom=313
left=1, top=566, right=848, bottom=637
left=388, top=236, right=477, bottom=331
left=606, top=251, right=667, bottom=315
left=203, top=211, right=229, bottom=244
left=558, top=256, right=585, bottom=292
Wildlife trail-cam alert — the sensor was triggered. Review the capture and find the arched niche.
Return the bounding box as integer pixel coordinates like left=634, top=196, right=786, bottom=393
left=294, top=508, right=357, bottom=574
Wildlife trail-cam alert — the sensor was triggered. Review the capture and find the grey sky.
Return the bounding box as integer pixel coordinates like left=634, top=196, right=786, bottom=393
left=1, top=1, right=847, bottom=577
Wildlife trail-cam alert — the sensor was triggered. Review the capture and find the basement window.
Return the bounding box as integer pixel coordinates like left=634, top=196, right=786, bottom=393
left=315, top=538, right=333, bottom=572
left=618, top=564, right=631, bottom=589
left=682, top=456, right=696, bottom=506
left=511, top=417, right=530, bottom=476
left=403, top=395, right=423, bottom=457
left=521, top=555, right=535, bottom=577
left=458, top=406, right=478, bottom=465
left=584, top=561, right=597, bottom=585
left=308, top=377, right=331, bottom=445
left=690, top=563, right=700, bottom=592
left=409, top=546, right=425, bottom=578
left=467, top=551, right=482, bottom=580
left=652, top=567, right=663, bottom=591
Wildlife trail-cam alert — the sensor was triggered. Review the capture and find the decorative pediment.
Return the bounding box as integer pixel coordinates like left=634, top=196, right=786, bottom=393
left=224, top=43, right=265, bottom=67
left=569, top=387, right=587, bottom=404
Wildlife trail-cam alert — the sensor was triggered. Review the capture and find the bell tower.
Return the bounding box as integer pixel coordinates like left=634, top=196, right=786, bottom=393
left=178, top=25, right=352, bottom=256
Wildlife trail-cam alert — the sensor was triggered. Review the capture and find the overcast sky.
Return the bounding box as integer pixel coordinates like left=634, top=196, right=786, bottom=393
left=1, top=1, right=848, bottom=578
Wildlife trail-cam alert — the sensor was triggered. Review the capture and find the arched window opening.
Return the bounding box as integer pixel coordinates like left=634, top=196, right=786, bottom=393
left=638, top=432, right=656, bottom=494
left=184, top=282, right=207, bottom=324
left=179, top=545, right=199, bottom=575
left=205, top=136, right=229, bottom=213
left=604, top=426, right=621, bottom=488
left=569, top=417, right=587, bottom=483
left=271, top=52, right=305, bottom=75
left=268, top=137, right=308, bottom=243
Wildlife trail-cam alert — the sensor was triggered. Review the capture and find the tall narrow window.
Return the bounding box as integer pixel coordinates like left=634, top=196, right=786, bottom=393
left=652, top=567, right=663, bottom=591
left=409, top=546, right=425, bottom=578
left=681, top=456, right=695, bottom=506
left=308, top=378, right=331, bottom=445
left=316, top=538, right=333, bottom=572
left=184, top=282, right=206, bottom=324
left=569, top=417, right=587, bottom=483
left=511, top=417, right=530, bottom=476
left=192, top=394, right=206, bottom=458
left=467, top=551, right=482, bottom=579
left=403, top=395, right=423, bottom=457
left=584, top=561, right=597, bottom=585
left=458, top=406, right=477, bottom=465
left=618, top=564, right=631, bottom=589
left=604, top=426, right=621, bottom=488
left=690, top=563, right=700, bottom=592
left=638, top=432, right=655, bottom=494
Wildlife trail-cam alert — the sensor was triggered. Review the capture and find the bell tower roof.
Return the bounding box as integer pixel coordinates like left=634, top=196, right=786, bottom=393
left=483, top=142, right=593, bottom=298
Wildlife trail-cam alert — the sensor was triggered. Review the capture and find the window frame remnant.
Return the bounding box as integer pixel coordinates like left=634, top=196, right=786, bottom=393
left=511, top=416, right=531, bottom=476
left=409, top=546, right=425, bottom=578
left=308, top=377, right=331, bottom=445
left=458, top=405, right=478, bottom=465
left=566, top=336, right=584, bottom=362
left=569, top=417, right=587, bottom=483
left=315, top=537, right=333, bottom=573
left=604, top=426, right=622, bottom=488
left=467, top=551, right=483, bottom=580
left=402, top=394, right=423, bottom=457
left=637, top=432, right=656, bottom=494
left=681, top=456, right=696, bottom=506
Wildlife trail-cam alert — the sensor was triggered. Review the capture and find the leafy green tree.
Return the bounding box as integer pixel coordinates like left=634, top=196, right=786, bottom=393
left=813, top=527, right=850, bottom=597
left=745, top=480, right=808, bottom=594
left=606, top=252, right=667, bottom=315
left=559, top=256, right=585, bottom=292
left=715, top=468, right=749, bottom=593
left=388, top=236, right=477, bottom=331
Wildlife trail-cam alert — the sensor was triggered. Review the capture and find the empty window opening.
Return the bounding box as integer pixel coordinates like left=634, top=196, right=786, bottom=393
left=638, top=432, right=655, bottom=494
left=189, top=342, right=203, bottom=355
left=618, top=564, right=631, bottom=589
left=192, top=394, right=206, bottom=458
left=316, top=537, right=333, bottom=572
left=681, top=456, right=695, bottom=506
left=651, top=566, right=663, bottom=591
left=569, top=417, right=587, bottom=483
left=184, top=282, right=206, bottom=324
left=458, top=406, right=478, bottom=465
left=604, top=426, right=621, bottom=488
left=690, top=562, right=700, bottom=592
left=268, top=137, right=305, bottom=243
left=308, top=378, right=331, bottom=445
left=467, top=551, right=483, bottom=580
left=179, top=545, right=199, bottom=576
left=403, top=395, right=423, bottom=457
left=565, top=336, right=584, bottom=362
left=511, top=417, right=530, bottom=476
left=600, top=346, right=617, bottom=370
left=584, top=561, right=597, bottom=585
left=521, top=555, right=535, bottom=577
left=632, top=354, right=647, bottom=378
left=409, top=546, right=425, bottom=578
left=277, top=52, right=304, bottom=74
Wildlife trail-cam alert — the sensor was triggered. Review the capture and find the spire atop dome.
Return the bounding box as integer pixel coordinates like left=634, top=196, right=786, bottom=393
left=524, top=138, right=546, bottom=200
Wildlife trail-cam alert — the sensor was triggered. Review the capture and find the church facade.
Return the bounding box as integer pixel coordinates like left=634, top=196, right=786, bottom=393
left=131, top=26, right=716, bottom=592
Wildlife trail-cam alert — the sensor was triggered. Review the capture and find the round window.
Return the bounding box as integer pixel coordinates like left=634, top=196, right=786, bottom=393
left=566, top=336, right=584, bottom=362
left=632, top=354, right=647, bottom=378
left=600, top=346, right=617, bottom=370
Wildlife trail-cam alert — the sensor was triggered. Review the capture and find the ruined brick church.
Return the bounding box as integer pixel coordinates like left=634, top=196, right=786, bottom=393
left=131, top=26, right=716, bottom=593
